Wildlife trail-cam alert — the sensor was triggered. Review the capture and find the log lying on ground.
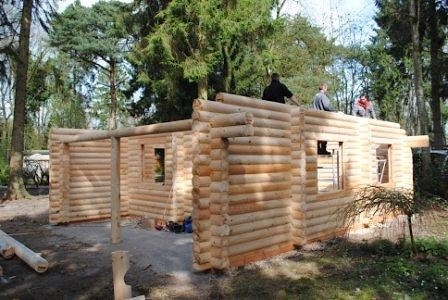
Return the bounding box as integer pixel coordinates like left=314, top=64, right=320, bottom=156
left=0, top=239, right=14, bottom=259
left=0, top=229, right=48, bottom=273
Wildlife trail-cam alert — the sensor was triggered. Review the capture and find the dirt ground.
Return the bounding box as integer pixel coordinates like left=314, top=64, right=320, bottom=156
left=0, top=195, right=214, bottom=299
left=0, top=194, right=446, bottom=299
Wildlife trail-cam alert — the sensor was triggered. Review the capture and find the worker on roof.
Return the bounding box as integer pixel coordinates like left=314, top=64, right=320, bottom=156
left=313, top=83, right=335, bottom=112
left=262, top=73, right=298, bottom=105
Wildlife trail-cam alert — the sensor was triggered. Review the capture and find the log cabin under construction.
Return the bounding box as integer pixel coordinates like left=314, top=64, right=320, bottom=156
left=49, top=93, right=428, bottom=271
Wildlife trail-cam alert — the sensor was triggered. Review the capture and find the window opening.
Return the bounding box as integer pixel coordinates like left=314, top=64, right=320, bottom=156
left=154, top=148, right=165, bottom=182
left=140, top=144, right=145, bottom=181
left=376, top=144, right=390, bottom=184
left=317, top=141, right=343, bottom=192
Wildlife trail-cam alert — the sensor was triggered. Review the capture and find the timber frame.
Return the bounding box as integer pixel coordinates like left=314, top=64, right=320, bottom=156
left=49, top=93, right=428, bottom=271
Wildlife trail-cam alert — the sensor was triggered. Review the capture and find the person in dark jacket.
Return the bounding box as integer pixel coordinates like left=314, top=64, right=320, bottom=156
left=262, top=73, right=298, bottom=105
left=313, top=83, right=335, bottom=111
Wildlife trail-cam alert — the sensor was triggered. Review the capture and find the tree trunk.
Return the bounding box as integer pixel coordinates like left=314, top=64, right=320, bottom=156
left=108, top=59, right=117, bottom=130
left=428, top=0, right=445, bottom=149
left=410, top=0, right=430, bottom=176
left=198, top=76, right=207, bottom=100
left=4, top=0, right=33, bottom=200
left=407, top=214, right=416, bottom=254
left=223, top=45, right=232, bottom=93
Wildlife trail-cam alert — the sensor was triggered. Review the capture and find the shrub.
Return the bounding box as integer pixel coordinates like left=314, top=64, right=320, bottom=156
left=340, top=186, right=448, bottom=254
left=399, top=237, right=448, bottom=258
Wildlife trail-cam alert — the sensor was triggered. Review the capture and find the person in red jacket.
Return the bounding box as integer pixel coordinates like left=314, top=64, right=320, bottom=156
left=352, top=95, right=376, bottom=119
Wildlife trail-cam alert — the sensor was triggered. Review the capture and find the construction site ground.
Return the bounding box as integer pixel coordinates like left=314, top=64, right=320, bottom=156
left=1, top=193, right=447, bottom=299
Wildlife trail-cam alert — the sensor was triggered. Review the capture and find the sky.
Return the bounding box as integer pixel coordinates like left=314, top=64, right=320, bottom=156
left=57, top=0, right=378, bottom=44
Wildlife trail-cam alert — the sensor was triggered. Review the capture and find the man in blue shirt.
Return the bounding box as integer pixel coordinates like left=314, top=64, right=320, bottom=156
left=262, top=73, right=298, bottom=105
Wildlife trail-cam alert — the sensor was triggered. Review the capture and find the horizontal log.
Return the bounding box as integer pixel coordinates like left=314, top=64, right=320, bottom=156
left=0, top=239, right=14, bottom=259
left=70, top=152, right=110, bottom=159
left=69, top=181, right=110, bottom=188
left=229, top=181, right=290, bottom=195
left=228, top=241, right=293, bottom=268
left=226, top=224, right=291, bottom=247
left=229, top=163, right=291, bottom=175
left=70, top=158, right=110, bottom=165
left=69, top=186, right=110, bottom=193
left=227, top=144, right=291, bottom=155
left=210, top=125, right=254, bottom=138
left=193, top=251, right=211, bottom=265
left=228, top=189, right=291, bottom=203
left=215, top=215, right=290, bottom=235
left=229, top=172, right=291, bottom=185
left=304, top=115, right=359, bottom=129
left=193, top=241, right=211, bottom=254
left=306, top=196, right=353, bottom=211
left=59, top=119, right=192, bottom=143
left=227, top=207, right=290, bottom=225
left=404, top=135, right=429, bottom=148
left=227, top=232, right=291, bottom=256
left=228, top=136, right=290, bottom=146
left=68, top=191, right=111, bottom=200
left=216, top=92, right=293, bottom=113
left=252, top=127, right=290, bottom=138
left=193, top=99, right=291, bottom=122
left=70, top=203, right=110, bottom=212
left=51, top=127, right=106, bottom=135
left=0, top=230, right=48, bottom=273
left=253, top=117, right=290, bottom=130
left=227, top=154, right=290, bottom=165
left=229, top=198, right=290, bottom=215
left=192, top=262, right=212, bottom=272
left=210, top=112, right=254, bottom=127
left=193, top=230, right=211, bottom=242
left=131, top=199, right=175, bottom=210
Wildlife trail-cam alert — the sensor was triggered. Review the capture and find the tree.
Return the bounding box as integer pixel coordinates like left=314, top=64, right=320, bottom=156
left=426, top=0, right=447, bottom=148
left=4, top=0, right=55, bottom=200
left=5, top=0, right=33, bottom=200
left=49, top=0, right=131, bottom=129
left=127, top=0, right=276, bottom=123
left=372, top=0, right=447, bottom=144
left=340, top=185, right=447, bottom=254
left=266, top=16, right=336, bottom=105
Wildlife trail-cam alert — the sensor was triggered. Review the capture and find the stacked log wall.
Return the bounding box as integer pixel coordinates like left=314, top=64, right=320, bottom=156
left=127, top=133, right=177, bottom=221
left=368, top=119, right=413, bottom=189
left=302, top=111, right=362, bottom=242
left=211, top=93, right=295, bottom=268
left=49, top=128, right=129, bottom=224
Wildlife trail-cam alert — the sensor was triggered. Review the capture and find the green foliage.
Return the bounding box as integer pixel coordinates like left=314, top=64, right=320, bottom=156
left=420, top=264, right=448, bottom=294
left=400, top=237, right=448, bottom=258
left=0, top=159, right=9, bottom=185
left=127, top=0, right=276, bottom=122
left=49, top=0, right=132, bottom=128
left=268, top=16, right=337, bottom=105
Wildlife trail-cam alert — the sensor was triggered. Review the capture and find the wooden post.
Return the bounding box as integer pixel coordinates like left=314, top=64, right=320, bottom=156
left=111, top=251, right=132, bottom=300
left=111, top=136, right=121, bottom=244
